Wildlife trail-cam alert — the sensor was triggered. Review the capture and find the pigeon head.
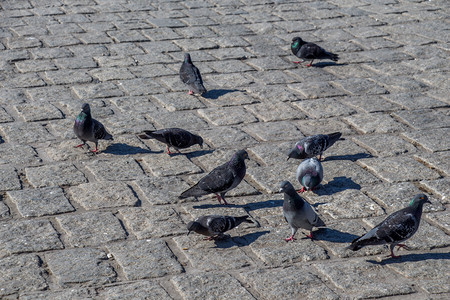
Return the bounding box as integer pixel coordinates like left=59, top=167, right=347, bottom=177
left=279, top=180, right=295, bottom=193
left=287, top=145, right=306, bottom=160
left=81, top=103, right=91, bottom=114
left=291, top=37, right=304, bottom=49
left=235, top=149, right=249, bottom=161
left=409, top=194, right=431, bottom=207
left=195, top=135, right=204, bottom=148
left=186, top=221, right=201, bottom=235
left=184, top=53, right=192, bottom=63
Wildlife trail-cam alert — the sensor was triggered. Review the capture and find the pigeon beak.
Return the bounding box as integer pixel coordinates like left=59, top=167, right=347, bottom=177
left=286, top=157, right=290, bottom=161
left=187, top=230, right=191, bottom=236
left=279, top=188, right=283, bottom=193
left=199, top=144, right=203, bottom=149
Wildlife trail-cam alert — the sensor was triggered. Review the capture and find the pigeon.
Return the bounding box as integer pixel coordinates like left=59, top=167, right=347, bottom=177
left=296, top=158, right=323, bottom=193
left=138, top=128, right=203, bottom=155
left=180, top=53, right=206, bottom=95
left=287, top=132, right=342, bottom=161
left=291, top=37, right=339, bottom=67
left=179, top=150, right=249, bottom=205
left=347, top=194, right=430, bottom=258
left=73, top=103, right=113, bottom=153
left=187, top=215, right=253, bottom=240
left=280, top=180, right=325, bottom=241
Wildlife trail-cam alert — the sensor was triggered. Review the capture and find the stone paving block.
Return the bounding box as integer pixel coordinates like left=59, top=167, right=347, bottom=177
left=0, top=143, right=41, bottom=165
left=132, top=176, right=191, bottom=205
left=353, top=134, right=417, bottom=157
left=244, top=121, right=303, bottom=142
left=246, top=56, right=293, bottom=71
left=198, top=126, right=257, bottom=148
left=208, top=59, right=255, bottom=73
left=101, top=113, right=150, bottom=135
left=107, top=239, right=184, bottom=280
left=245, top=101, right=305, bottom=122
left=249, top=141, right=295, bottom=166
left=207, top=47, right=254, bottom=61
left=56, top=211, right=126, bottom=247
left=44, top=139, right=97, bottom=161
left=0, top=122, right=54, bottom=144
left=83, top=158, right=144, bottom=181
left=0, top=219, right=63, bottom=258
left=295, top=117, right=354, bottom=136
left=393, top=109, right=450, bottom=130
left=25, top=163, right=87, bottom=188
left=171, top=272, right=256, bottom=300
left=15, top=59, right=57, bottom=73
left=20, top=288, right=95, bottom=300
left=152, top=92, right=206, bottom=111
left=26, top=86, right=75, bottom=103
left=288, top=82, right=347, bottom=99
left=240, top=266, right=339, bottom=300
left=14, top=102, right=64, bottom=122
left=147, top=111, right=209, bottom=130
left=198, top=107, right=258, bottom=126
left=318, top=138, right=371, bottom=162
left=358, top=156, right=440, bottom=183
left=344, top=113, right=408, bottom=134
left=425, top=211, right=450, bottom=235
left=109, top=96, right=160, bottom=114
left=173, top=38, right=218, bottom=51
left=292, top=98, right=356, bottom=119
left=0, top=200, right=10, bottom=219
left=140, top=153, right=202, bottom=177
left=247, top=163, right=297, bottom=194
left=142, top=27, right=181, bottom=41
left=0, top=254, right=48, bottom=297
left=204, top=73, right=255, bottom=89
left=120, top=206, right=185, bottom=239
left=45, top=248, right=116, bottom=287
left=107, top=30, right=149, bottom=43
left=402, top=128, right=450, bottom=152
left=0, top=166, right=21, bottom=191
left=203, top=90, right=260, bottom=107
left=90, top=67, right=135, bottom=82
left=72, top=82, right=124, bottom=99
left=0, top=88, right=28, bottom=105
left=44, top=69, right=93, bottom=85
left=7, top=187, right=74, bottom=217
left=419, top=178, right=450, bottom=204
left=321, top=160, right=382, bottom=188
left=54, top=56, right=98, bottom=69
left=69, top=182, right=139, bottom=210
left=248, top=70, right=301, bottom=85
left=382, top=93, right=449, bottom=110
left=5, top=73, right=46, bottom=89
left=313, top=260, right=415, bottom=299
left=6, top=36, right=42, bottom=49
left=99, top=281, right=172, bottom=300
left=415, top=152, right=450, bottom=176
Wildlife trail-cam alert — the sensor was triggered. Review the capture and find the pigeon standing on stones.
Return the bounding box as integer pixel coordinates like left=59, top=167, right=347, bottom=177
left=347, top=194, right=430, bottom=258
left=73, top=103, right=113, bottom=153
left=187, top=215, right=253, bottom=240
left=138, top=128, right=203, bottom=155
left=287, top=132, right=342, bottom=161
left=280, top=181, right=325, bottom=241
left=296, top=158, right=323, bottom=193
left=179, top=150, right=249, bottom=205
left=291, top=36, right=339, bottom=67
left=180, top=53, right=207, bottom=95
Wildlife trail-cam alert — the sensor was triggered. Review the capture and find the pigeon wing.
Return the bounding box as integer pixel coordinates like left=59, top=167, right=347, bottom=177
left=299, top=43, right=326, bottom=59
left=197, top=164, right=235, bottom=194
left=93, top=119, right=110, bottom=140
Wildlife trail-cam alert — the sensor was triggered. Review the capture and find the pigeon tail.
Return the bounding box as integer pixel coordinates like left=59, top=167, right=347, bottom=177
left=346, top=238, right=364, bottom=251
left=179, top=184, right=209, bottom=199
left=327, top=132, right=342, bottom=145
left=326, top=51, right=339, bottom=62
left=193, top=82, right=207, bottom=95
left=138, top=130, right=157, bottom=140
left=235, top=215, right=253, bottom=225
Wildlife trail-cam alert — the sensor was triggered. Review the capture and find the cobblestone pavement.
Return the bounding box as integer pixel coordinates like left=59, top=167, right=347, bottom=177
left=0, top=0, right=449, bottom=299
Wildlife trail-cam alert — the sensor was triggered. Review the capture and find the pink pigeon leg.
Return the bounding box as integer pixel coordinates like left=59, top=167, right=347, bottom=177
left=74, top=143, right=85, bottom=148
left=285, top=235, right=297, bottom=242
left=297, top=187, right=307, bottom=193
left=188, top=90, right=194, bottom=95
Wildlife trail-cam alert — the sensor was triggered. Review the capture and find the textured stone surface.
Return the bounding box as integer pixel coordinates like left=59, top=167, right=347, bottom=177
left=25, top=163, right=87, bottom=188
left=83, top=158, right=144, bottom=181
left=99, top=281, right=172, bottom=300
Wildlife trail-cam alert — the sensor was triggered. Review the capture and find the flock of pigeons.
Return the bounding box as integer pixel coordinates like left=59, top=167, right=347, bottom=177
left=73, top=37, right=431, bottom=259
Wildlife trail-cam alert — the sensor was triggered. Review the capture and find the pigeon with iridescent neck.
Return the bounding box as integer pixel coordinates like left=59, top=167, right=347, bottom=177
left=287, top=132, right=342, bottom=161
left=138, top=128, right=203, bottom=155
left=296, top=158, right=323, bottom=193
left=180, top=53, right=206, bottom=95
left=73, top=103, right=113, bottom=153
left=347, top=194, right=430, bottom=258
left=291, top=37, right=339, bottom=67
left=187, top=215, right=253, bottom=240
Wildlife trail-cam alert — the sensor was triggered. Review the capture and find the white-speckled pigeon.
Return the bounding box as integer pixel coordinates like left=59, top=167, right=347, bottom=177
left=296, top=158, right=323, bottom=193
left=347, top=194, right=430, bottom=258
left=180, top=53, right=206, bottom=95
left=138, top=128, right=203, bottom=155
left=73, top=103, right=113, bottom=153
left=287, top=132, right=342, bottom=161
left=179, top=150, right=249, bottom=205
left=291, top=37, right=339, bottom=67
left=187, top=215, right=253, bottom=240
left=280, top=180, right=325, bottom=241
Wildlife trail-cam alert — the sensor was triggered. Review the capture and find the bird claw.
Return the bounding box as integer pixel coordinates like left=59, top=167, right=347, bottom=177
left=188, top=90, right=194, bottom=95
left=293, top=61, right=302, bottom=64
left=306, top=64, right=313, bottom=67
left=285, top=236, right=296, bottom=242
left=90, top=148, right=99, bottom=154
left=297, top=187, right=307, bottom=193
left=74, top=144, right=85, bottom=148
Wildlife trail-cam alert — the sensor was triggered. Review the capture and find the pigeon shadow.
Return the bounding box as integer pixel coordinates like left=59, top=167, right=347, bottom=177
left=367, top=252, right=450, bottom=265
left=311, top=62, right=347, bottom=68
left=313, top=177, right=361, bottom=196
left=103, top=143, right=161, bottom=155
left=186, top=149, right=215, bottom=159
left=233, top=230, right=271, bottom=247
left=245, top=199, right=283, bottom=212
left=323, top=152, right=374, bottom=162
left=202, top=89, right=240, bottom=100
left=313, top=228, right=359, bottom=243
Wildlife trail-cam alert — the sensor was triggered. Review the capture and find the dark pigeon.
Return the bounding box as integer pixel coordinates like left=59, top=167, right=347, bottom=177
left=280, top=181, right=325, bottom=241
left=73, top=103, right=113, bottom=153
left=291, top=36, right=339, bottom=67
left=296, top=157, right=323, bottom=193
left=138, top=128, right=203, bottom=155
left=180, top=53, right=206, bottom=95
left=179, top=150, right=249, bottom=205
left=187, top=215, right=253, bottom=240
left=287, top=132, right=342, bottom=161
left=347, top=194, right=430, bottom=258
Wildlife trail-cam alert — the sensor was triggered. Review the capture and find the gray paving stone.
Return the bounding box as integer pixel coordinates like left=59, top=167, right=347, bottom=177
left=203, top=90, right=260, bottom=107
left=99, top=281, right=172, bottom=300
left=245, top=101, right=305, bottom=122
left=353, top=134, right=417, bottom=157
left=198, top=107, right=258, bottom=126
left=14, top=102, right=64, bottom=122
left=15, top=59, right=57, bottom=73
left=292, top=98, right=356, bottom=119
left=19, top=288, right=95, bottom=300
left=344, top=113, right=408, bottom=134
left=152, top=92, right=206, bottom=111
left=147, top=111, right=208, bottom=130
left=45, top=248, right=116, bottom=287
left=0, top=88, right=28, bottom=105
left=72, top=82, right=124, bottom=99
left=244, top=121, right=303, bottom=142
left=107, top=239, right=183, bottom=280
left=140, top=154, right=202, bottom=177
left=402, top=128, right=450, bottom=152
left=132, top=176, right=191, bottom=205
left=120, top=206, right=185, bottom=239
left=0, top=166, right=21, bottom=191
left=68, top=182, right=139, bottom=210
left=0, top=200, right=10, bottom=219
left=0, top=219, right=63, bottom=258
left=382, top=93, right=449, bottom=110
left=0, top=143, right=41, bottom=165
left=359, top=156, right=441, bottom=183
left=198, top=126, right=257, bottom=148
left=54, top=56, right=98, bottom=69
left=420, top=178, right=450, bottom=204
left=314, top=260, right=415, bottom=299
left=288, top=82, right=347, bottom=99
left=44, top=69, right=93, bottom=85
left=83, top=158, right=144, bottom=181
left=5, top=73, right=46, bottom=88
left=425, top=211, right=450, bottom=235
left=393, top=109, right=450, bottom=130
left=0, top=122, right=55, bottom=144
left=204, top=73, right=255, bottom=89
left=249, top=141, right=295, bottom=166
left=171, top=272, right=256, bottom=300
left=322, top=160, right=382, bottom=187
left=7, top=187, right=74, bottom=217
left=296, top=117, right=354, bottom=136
left=25, top=163, right=87, bottom=188
left=0, top=254, right=48, bottom=297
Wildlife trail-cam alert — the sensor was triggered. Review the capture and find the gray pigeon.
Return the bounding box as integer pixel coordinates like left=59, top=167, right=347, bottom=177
left=287, top=132, right=342, bottom=161
left=138, top=128, right=203, bottom=155
left=73, top=103, right=113, bottom=153
left=280, top=181, right=325, bottom=241
left=291, top=37, right=339, bottom=67
left=187, top=215, right=253, bottom=240
left=347, top=194, right=430, bottom=258
left=296, top=158, right=323, bottom=193
left=180, top=53, right=206, bottom=95
left=179, top=150, right=249, bottom=205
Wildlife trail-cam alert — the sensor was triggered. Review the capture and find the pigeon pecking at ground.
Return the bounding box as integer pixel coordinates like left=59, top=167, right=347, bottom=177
left=179, top=150, right=249, bottom=205
left=138, top=128, right=203, bottom=155
left=73, top=103, right=113, bottom=153
left=296, top=157, right=323, bottom=193
left=287, top=132, right=342, bottom=161
left=180, top=53, right=207, bottom=95
left=291, top=36, right=339, bottom=67
left=280, top=181, right=326, bottom=241
left=347, top=194, right=431, bottom=258
left=187, top=215, right=253, bottom=240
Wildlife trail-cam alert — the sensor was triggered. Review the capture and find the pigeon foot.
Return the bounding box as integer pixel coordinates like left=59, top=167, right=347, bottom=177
left=188, top=90, right=194, bottom=95
left=293, top=61, right=302, bottom=64
left=166, top=146, right=172, bottom=155
left=297, top=187, right=307, bottom=193
left=90, top=147, right=99, bottom=153
left=74, top=143, right=85, bottom=148
left=285, top=235, right=296, bottom=242
left=306, top=64, right=313, bottom=67
left=396, top=244, right=410, bottom=251
left=306, top=232, right=314, bottom=240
